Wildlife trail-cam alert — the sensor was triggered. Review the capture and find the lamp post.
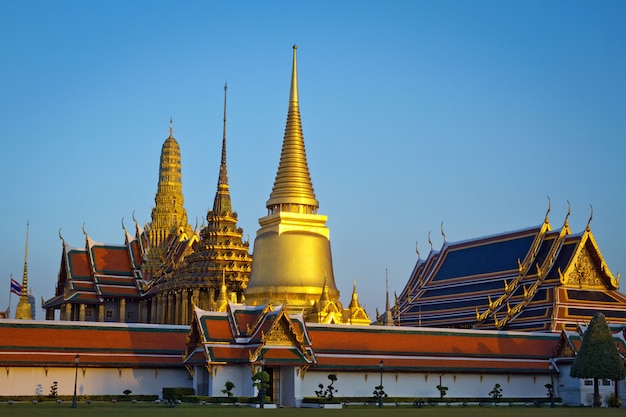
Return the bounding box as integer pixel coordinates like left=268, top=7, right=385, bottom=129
left=72, top=353, right=80, bottom=408
left=260, top=359, right=265, bottom=409
left=378, top=360, right=384, bottom=408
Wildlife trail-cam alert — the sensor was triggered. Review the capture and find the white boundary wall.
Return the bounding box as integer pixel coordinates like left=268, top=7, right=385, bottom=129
left=301, top=370, right=552, bottom=401
left=0, top=366, right=191, bottom=397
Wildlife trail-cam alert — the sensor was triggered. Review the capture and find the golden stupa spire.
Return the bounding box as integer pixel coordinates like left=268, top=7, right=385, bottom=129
left=348, top=278, right=361, bottom=310
left=245, top=46, right=339, bottom=315
left=266, top=45, right=319, bottom=212
left=383, top=269, right=393, bottom=326
left=149, top=119, right=190, bottom=242
left=15, top=221, right=33, bottom=319
left=212, top=82, right=232, bottom=215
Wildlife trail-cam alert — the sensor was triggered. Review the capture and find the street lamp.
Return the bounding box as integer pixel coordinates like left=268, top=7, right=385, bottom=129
left=378, top=360, right=384, bottom=408
left=72, top=353, right=80, bottom=408
left=260, top=359, right=266, bottom=409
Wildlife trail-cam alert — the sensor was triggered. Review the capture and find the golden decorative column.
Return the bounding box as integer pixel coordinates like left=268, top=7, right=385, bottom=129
left=119, top=299, right=126, bottom=323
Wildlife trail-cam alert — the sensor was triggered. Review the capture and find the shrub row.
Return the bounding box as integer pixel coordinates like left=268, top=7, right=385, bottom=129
left=0, top=395, right=158, bottom=402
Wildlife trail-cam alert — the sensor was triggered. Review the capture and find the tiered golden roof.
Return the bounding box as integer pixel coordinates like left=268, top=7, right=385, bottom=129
left=142, top=120, right=194, bottom=280
left=164, top=84, right=252, bottom=314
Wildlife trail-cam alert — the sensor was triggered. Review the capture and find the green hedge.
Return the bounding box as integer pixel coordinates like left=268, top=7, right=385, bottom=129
left=0, top=395, right=158, bottom=403
left=302, top=396, right=561, bottom=405
left=162, top=387, right=194, bottom=401
left=188, top=396, right=269, bottom=404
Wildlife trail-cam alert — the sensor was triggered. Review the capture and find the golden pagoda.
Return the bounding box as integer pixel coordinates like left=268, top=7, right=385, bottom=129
left=15, top=222, right=32, bottom=320
left=142, top=119, right=194, bottom=282
left=245, top=46, right=368, bottom=326
left=163, top=84, right=252, bottom=319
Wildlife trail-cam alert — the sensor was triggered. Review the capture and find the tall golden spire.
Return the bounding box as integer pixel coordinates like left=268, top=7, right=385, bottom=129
left=213, top=83, right=232, bottom=215
left=266, top=45, right=319, bottom=212
left=143, top=120, right=192, bottom=280
left=246, top=46, right=339, bottom=314
left=15, top=221, right=32, bottom=320
left=167, top=84, right=252, bottom=319
left=151, top=118, right=189, bottom=236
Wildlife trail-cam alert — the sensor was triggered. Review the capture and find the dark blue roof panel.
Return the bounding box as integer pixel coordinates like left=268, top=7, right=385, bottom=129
left=432, top=234, right=536, bottom=281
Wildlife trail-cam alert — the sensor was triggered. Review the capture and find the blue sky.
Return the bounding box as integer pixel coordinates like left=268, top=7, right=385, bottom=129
left=1, top=1, right=625, bottom=319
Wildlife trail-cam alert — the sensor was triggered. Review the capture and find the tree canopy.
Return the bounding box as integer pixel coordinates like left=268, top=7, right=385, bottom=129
left=570, top=312, right=626, bottom=381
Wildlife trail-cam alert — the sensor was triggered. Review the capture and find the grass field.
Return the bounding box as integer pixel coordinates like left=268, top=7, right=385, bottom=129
left=0, top=402, right=623, bottom=417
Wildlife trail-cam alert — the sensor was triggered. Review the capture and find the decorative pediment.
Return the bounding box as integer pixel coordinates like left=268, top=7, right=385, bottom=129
left=563, top=245, right=608, bottom=289
left=264, top=315, right=296, bottom=345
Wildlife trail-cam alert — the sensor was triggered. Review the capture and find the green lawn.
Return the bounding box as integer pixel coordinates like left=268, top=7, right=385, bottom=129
left=0, top=402, right=623, bottom=417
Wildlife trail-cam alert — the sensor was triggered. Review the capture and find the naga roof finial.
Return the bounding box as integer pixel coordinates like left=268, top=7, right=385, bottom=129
left=586, top=204, right=593, bottom=231
left=545, top=195, right=551, bottom=224
left=440, top=221, right=447, bottom=243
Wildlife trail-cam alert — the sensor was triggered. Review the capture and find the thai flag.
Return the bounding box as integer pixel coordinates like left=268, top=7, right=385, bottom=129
left=10, top=278, right=22, bottom=296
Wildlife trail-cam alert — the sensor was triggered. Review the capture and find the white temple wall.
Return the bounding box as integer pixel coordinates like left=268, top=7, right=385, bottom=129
left=556, top=363, right=617, bottom=407
left=210, top=365, right=254, bottom=397
left=301, top=370, right=552, bottom=400
left=0, top=366, right=190, bottom=397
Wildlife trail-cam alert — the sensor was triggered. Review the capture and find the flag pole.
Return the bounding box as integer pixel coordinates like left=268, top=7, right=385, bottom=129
left=8, top=273, right=13, bottom=316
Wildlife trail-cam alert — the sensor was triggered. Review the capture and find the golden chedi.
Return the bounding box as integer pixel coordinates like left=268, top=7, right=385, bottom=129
left=245, top=46, right=340, bottom=314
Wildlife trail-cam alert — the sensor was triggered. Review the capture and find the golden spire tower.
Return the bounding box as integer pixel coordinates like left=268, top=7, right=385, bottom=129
left=245, top=46, right=340, bottom=313
left=143, top=120, right=192, bottom=279
left=171, top=84, right=252, bottom=316
left=15, top=222, right=32, bottom=320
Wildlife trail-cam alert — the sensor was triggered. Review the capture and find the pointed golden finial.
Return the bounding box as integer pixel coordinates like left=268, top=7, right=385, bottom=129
left=217, top=81, right=229, bottom=190
left=290, top=45, right=298, bottom=104
left=266, top=45, right=318, bottom=210
left=58, top=228, right=65, bottom=243
left=440, top=222, right=447, bottom=243
left=428, top=231, right=433, bottom=250
left=545, top=196, right=551, bottom=223
left=121, top=217, right=127, bottom=232
left=169, top=117, right=174, bottom=138
left=564, top=200, right=571, bottom=228
left=82, top=222, right=87, bottom=237
left=15, top=221, right=32, bottom=319
left=415, top=241, right=420, bottom=258
left=349, top=277, right=360, bottom=310
left=586, top=204, right=593, bottom=231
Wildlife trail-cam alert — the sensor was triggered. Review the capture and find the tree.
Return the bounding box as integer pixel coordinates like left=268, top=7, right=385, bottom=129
left=222, top=381, right=235, bottom=397
left=251, top=371, right=270, bottom=400
left=488, top=383, right=502, bottom=400
left=436, top=384, right=448, bottom=400
left=315, top=374, right=338, bottom=400
left=570, top=312, right=626, bottom=407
